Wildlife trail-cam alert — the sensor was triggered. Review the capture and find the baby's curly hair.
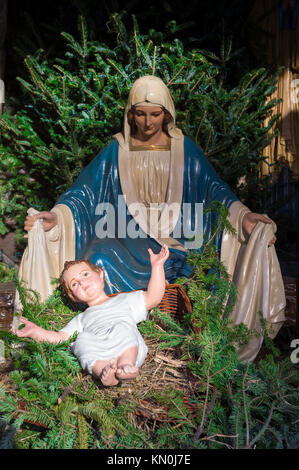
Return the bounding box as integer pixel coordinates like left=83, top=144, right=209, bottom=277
left=59, top=259, right=104, bottom=301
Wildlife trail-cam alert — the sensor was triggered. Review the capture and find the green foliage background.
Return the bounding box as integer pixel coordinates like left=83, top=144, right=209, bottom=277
left=0, top=15, right=280, bottom=241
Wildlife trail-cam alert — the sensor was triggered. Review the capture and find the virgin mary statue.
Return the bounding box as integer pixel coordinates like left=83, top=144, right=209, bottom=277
left=16, top=75, right=286, bottom=362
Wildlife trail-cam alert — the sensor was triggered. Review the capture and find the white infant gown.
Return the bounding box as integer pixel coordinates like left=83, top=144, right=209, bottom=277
left=60, top=290, right=148, bottom=374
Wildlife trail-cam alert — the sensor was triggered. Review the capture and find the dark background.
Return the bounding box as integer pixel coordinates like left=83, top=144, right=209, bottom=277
left=4, top=0, right=260, bottom=98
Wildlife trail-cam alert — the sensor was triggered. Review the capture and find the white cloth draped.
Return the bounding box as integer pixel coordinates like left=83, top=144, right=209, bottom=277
left=221, top=201, right=286, bottom=361
left=14, top=204, right=75, bottom=311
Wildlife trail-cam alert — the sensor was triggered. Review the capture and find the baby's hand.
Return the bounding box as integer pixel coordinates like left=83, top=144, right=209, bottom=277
left=11, top=316, right=39, bottom=339
left=148, top=244, right=169, bottom=267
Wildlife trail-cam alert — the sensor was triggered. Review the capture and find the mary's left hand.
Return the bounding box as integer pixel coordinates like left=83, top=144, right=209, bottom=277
left=242, top=212, right=277, bottom=246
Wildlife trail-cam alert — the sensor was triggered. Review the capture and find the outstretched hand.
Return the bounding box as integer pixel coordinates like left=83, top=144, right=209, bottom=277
left=11, top=317, right=39, bottom=339
left=242, top=212, right=276, bottom=246
left=148, top=244, right=169, bottom=268
left=144, top=244, right=170, bottom=310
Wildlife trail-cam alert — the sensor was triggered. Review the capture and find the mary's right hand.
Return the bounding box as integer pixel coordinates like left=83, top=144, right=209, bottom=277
left=24, top=211, right=58, bottom=237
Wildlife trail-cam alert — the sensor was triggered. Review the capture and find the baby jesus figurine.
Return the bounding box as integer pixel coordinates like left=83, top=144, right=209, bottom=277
left=13, top=245, right=169, bottom=386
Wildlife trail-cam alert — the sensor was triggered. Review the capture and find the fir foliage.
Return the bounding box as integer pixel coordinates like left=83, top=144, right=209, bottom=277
left=0, top=204, right=297, bottom=449
left=138, top=206, right=298, bottom=449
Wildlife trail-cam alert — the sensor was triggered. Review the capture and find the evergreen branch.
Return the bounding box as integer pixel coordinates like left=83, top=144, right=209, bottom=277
left=277, top=391, right=299, bottom=410
left=168, top=64, right=185, bottom=86
left=24, top=58, right=58, bottom=109
left=57, top=377, right=84, bottom=404
left=193, top=341, right=216, bottom=441
left=134, top=35, right=152, bottom=67
left=193, top=386, right=218, bottom=441
left=55, top=349, right=80, bottom=374
left=32, top=151, right=50, bottom=162
left=199, top=436, right=234, bottom=449
left=170, top=399, right=197, bottom=429
left=152, top=46, right=157, bottom=76
left=227, top=381, right=240, bottom=449
left=190, top=72, right=205, bottom=92
left=248, top=403, right=275, bottom=448
left=204, top=126, right=213, bottom=153
left=133, top=17, right=139, bottom=57
left=106, top=58, right=129, bottom=80
left=52, top=65, right=76, bottom=82
left=242, top=364, right=250, bottom=448
left=209, top=363, right=235, bottom=380
left=0, top=118, right=21, bottom=135
left=195, top=110, right=207, bottom=142
left=79, top=16, right=87, bottom=62
left=76, top=414, right=89, bottom=449
left=60, top=32, right=83, bottom=56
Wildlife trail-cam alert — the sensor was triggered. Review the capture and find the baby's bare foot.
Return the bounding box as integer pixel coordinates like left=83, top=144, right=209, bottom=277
left=100, top=361, right=119, bottom=386
left=116, top=364, right=139, bottom=381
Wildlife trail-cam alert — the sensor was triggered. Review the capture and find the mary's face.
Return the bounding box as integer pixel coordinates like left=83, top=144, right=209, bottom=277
left=133, top=106, right=165, bottom=139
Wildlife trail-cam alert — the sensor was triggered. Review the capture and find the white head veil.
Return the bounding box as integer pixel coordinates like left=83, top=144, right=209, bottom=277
left=115, top=75, right=183, bottom=147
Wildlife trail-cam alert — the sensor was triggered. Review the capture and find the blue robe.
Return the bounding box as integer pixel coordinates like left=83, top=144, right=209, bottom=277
left=57, top=136, right=238, bottom=293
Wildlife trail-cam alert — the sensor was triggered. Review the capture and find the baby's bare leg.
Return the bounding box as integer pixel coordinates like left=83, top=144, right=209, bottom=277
left=92, top=359, right=119, bottom=386
left=116, top=346, right=139, bottom=380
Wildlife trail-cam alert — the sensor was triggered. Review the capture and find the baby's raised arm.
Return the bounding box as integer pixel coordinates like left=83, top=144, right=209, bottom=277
left=12, top=317, right=70, bottom=344
left=143, top=244, right=169, bottom=310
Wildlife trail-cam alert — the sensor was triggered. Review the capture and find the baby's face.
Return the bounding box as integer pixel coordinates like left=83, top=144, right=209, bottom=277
left=64, top=262, right=104, bottom=305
